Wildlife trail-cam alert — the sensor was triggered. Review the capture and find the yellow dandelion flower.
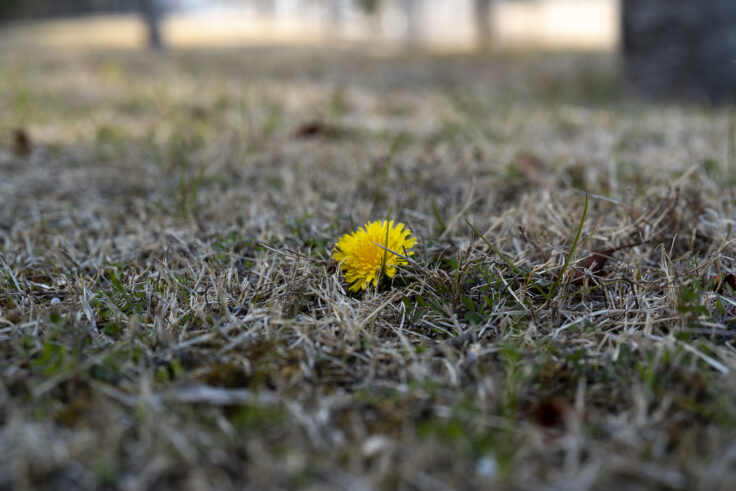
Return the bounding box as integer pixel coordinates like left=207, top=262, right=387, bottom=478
left=332, top=220, right=417, bottom=292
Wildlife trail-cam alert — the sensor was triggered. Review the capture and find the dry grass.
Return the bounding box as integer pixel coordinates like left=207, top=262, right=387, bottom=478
left=1, top=47, right=736, bottom=490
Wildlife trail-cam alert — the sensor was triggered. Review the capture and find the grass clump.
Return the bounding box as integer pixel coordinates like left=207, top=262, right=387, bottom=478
left=1, top=47, right=736, bottom=489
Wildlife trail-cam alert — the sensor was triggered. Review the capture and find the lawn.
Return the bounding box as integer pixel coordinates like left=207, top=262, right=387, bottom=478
left=1, top=46, right=736, bottom=489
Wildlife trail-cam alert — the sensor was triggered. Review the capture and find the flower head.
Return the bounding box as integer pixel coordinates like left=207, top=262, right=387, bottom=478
left=332, top=220, right=417, bottom=292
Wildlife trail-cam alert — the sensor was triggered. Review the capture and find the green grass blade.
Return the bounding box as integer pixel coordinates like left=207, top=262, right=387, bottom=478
left=432, top=201, right=447, bottom=235
left=548, top=193, right=589, bottom=299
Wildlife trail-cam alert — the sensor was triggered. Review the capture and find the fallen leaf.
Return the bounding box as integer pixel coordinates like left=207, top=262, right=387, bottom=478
left=570, top=249, right=615, bottom=285
left=527, top=397, right=568, bottom=427
left=515, top=152, right=550, bottom=187
left=569, top=242, right=642, bottom=286
left=13, top=127, right=32, bottom=156
left=292, top=120, right=342, bottom=139
left=707, top=274, right=736, bottom=294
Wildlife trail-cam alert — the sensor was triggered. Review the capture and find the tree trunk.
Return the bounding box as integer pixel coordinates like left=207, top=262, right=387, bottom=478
left=474, top=0, right=492, bottom=52
left=328, top=0, right=345, bottom=25
left=622, top=0, right=736, bottom=101
left=400, top=0, right=420, bottom=47
left=139, top=0, right=164, bottom=50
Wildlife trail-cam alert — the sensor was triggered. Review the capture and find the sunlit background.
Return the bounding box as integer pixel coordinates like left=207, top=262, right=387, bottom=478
left=0, top=0, right=620, bottom=52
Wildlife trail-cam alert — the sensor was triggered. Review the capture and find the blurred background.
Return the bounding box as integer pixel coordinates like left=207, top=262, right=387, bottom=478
left=0, top=0, right=619, bottom=51
left=2, top=0, right=735, bottom=100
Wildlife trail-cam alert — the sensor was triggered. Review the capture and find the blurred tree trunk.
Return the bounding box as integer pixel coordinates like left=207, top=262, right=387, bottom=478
left=357, top=0, right=381, bottom=15
left=622, top=0, right=736, bottom=101
left=328, top=0, right=345, bottom=25
left=324, top=0, right=345, bottom=40
left=400, top=0, right=419, bottom=46
left=139, top=0, right=164, bottom=50
left=256, top=0, right=275, bottom=16
left=474, top=0, right=492, bottom=51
